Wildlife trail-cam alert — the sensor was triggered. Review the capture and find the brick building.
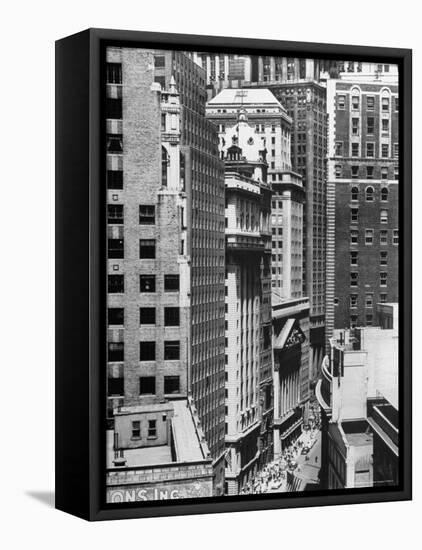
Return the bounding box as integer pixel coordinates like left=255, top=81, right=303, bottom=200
left=325, top=79, right=399, bottom=344
left=105, top=47, right=226, bottom=494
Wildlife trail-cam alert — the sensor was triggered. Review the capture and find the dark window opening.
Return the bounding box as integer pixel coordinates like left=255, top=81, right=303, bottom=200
left=106, top=63, right=122, bottom=84
left=108, top=204, right=123, bottom=224
left=164, top=341, right=180, bottom=360
left=139, top=205, right=155, bottom=224
left=107, top=134, right=123, bottom=153
left=108, top=377, right=124, bottom=396
left=140, top=341, right=156, bottom=361
left=108, top=238, right=124, bottom=259
left=164, top=274, right=179, bottom=291
left=140, top=275, right=156, bottom=293
left=140, top=239, right=156, bottom=259
left=140, top=376, right=156, bottom=395
left=108, top=342, right=124, bottom=362
left=164, top=376, right=180, bottom=394
left=108, top=275, right=124, bottom=293
left=106, top=98, right=122, bottom=119
left=108, top=308, right=124, bottom=325
left=107, top=170, right=123, bottom=189
left=165, top=307, right=180, bottom=326
left=140, top=307, right=156, bottom=325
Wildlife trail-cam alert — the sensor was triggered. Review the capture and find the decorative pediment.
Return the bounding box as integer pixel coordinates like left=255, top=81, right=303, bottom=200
left=274, top=318, right=306, bottom=351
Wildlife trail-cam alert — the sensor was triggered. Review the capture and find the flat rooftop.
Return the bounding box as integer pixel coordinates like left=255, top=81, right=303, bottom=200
left=107, top=399, right=206, bottom=469
left=208, top=88, right=285, bottom=110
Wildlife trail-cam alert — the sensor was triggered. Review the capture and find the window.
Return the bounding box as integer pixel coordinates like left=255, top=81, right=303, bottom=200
left=162, top=146, right=169, bottom=186
left=350, top=314, right=358, bottom=328
left=106, top=98, right=122, bottom=119
left=139, top=239, right=156, bottom=259
left=380, top=272, right=387, bottom=287
left=367, top=96, right=375, bottom=110
left=108, top=204, right=123, bottom=224
left=140, top=307, right=156, bottom=325
left=366, top=313, right=373, bottom=326
left=164, top=376, right=180, bottom=395
left=380, top=293, right=388, bottom=303
left=365, top=186, right=374, bottom=201
left=139, top=342, right=156, bottom=361
left=148, top=419, right=157, bottom=438
left=380, top=209, right=388, bottom=223
left=367, top=117, right=374, bottom=134
left=131, top=421, right=141, bottom=439
left=350, top=272, right=358, bottom=287
left=381, top=143, right=389, bottom=158
left=164, top=341, right=180, bottom=360
left=338, top=95, right=346, bottom=109
left=140, top=275, right=155, bottom=292
left=154, top=55, right=165, bottom=68
left=365, top=294, right=373, bottom=308
left=393, top=229, right=399, bottom=245
left=350, top=229, right=358, bottom=244
left=351, top=143, right=359, bottom=157
left=352, top=118, right=359, bottom=135
left=108, top=274, right=124, bottom=293
left=394, top=167, right=399, bottom=180
left=108, top=238, right=124, bottom=259
left=108, top=377, right=124, bottom=396
left=108, top=308, right=124, bottom=325
left=381, top=168, right=388, bottom=181
left=351, top=208, right=359, bottom=223
left=154, top=76, right=166, bottom=89
left=394, top=143, right=399, bottom=158
left=164, top=274, right=180, bottom=291
left=335, top=165, right=342, bottom=178
left=164, top=307, right=180, bottom=326
left=335, top=142, right=343, bottom=156
left=139, top=205, right=155, bottom=224
left=106, top=63, right=122, bottom=84
left=351, top=166, right=359, bottom=179
left=365, top=229, right=374, bottom=245
left=107, top=170, right=123, bottom=189
left=380, top=230, right=388, bottom=245
left=382, top=97, right=390, bottom=112
left=382, top=186, right=389, bottom=200
left=366, top=143, right=375, bottom=157
left=350, top=294, right=358, bottom=308
left=108, top=342, right=124, bottom=362
left=394, top=97, right=399, bottom=112
left=350, top=251, right=358, bottom=266
left=382, top=119, right=389, bottom=133
left=352, top=96, right=360, bottom=110
left=139, top=376, right=156, bottom=395
left=380, top=251, right=388, bottom=266
left=366, top=166, right=374, bottom=179
left=107, top=134, right=123, bottom=153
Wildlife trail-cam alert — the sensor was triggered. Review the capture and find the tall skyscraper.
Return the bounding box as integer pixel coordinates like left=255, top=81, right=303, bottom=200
left=106, top=47, right=227, bottom=495
left=325, top=78, right=399, bottom=346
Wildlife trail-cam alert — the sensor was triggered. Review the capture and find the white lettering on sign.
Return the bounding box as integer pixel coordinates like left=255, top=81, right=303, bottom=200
left=109, top=488, right=180, bottom=503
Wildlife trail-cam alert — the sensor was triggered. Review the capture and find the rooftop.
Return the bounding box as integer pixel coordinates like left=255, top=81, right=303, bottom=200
left=108, top=399, right=208, bottom=470
left=208, top=88, right=285, bottom=111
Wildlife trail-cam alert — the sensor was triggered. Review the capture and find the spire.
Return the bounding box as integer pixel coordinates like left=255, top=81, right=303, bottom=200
left=169, top=75, right=178, bottom=94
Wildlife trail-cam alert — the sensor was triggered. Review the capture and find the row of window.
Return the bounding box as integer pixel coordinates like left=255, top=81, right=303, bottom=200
left=107, top=205, right=156, bottom=225
left=335, top=165, right=398, bottom=179
left=108, top=238, right=157, bottom=259
left=337, top=94, right=398, bottom=112
left=335, top=142, right=398, bottom=158
left=350, top=228, right=398, bottom=245
left=351, top=186, right=389, bottom=201
left=108, top=307, right=180, bottom=326
left=108, top=375, right=180, bottom=398
left=108, top=340, right=180, bottom=362
left=108, top=274, right=179, bottom=293
left=350, top=208, right=390, bottom=224
left=350, top=251, right=389, bottom=266
left=350, top=272, right=388, bottom=287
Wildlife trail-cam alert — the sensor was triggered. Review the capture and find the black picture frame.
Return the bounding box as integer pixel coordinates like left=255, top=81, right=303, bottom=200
left=55, top=28, right=412, bottom=521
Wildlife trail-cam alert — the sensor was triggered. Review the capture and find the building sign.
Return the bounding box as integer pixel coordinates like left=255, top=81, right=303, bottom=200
left=106, top=479, right=212, bottom=503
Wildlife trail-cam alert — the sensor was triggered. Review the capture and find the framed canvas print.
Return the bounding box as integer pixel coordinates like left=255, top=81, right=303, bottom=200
left=55, top=28, right=412, bottom=521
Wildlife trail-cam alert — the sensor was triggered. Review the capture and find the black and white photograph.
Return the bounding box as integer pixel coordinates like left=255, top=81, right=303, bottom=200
left=104, top=48, right=401, bottom=503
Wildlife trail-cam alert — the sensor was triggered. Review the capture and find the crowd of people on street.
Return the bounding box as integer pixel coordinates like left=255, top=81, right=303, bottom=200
left=239, top=406, right=322, bottom=496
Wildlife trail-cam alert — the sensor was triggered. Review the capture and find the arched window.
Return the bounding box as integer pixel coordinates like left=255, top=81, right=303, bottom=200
left=351, top=186, right=359, bottom=201
left=161, top=147, right=169, bottom=187
left=381, top=187, right=388, bottom=201
left=365, top=186, right=374, bottom=202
